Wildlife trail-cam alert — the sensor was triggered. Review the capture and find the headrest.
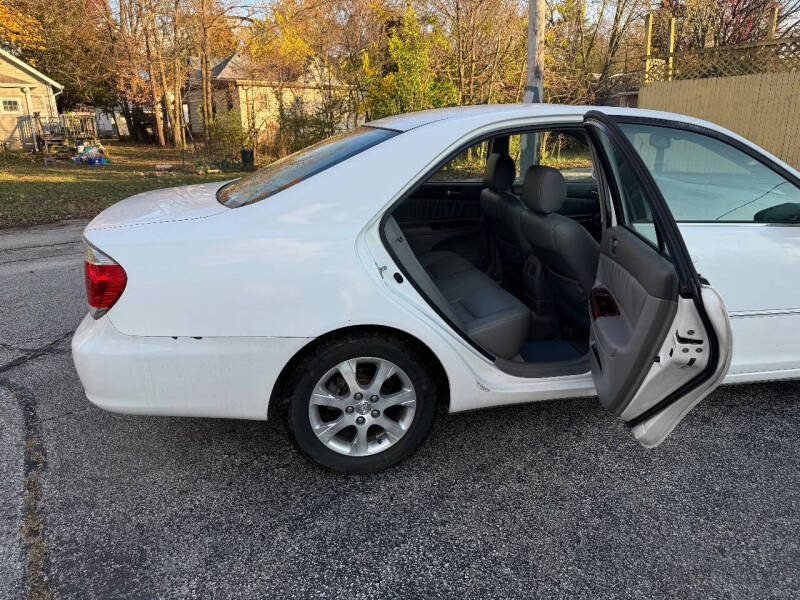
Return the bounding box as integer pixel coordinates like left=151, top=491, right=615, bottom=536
left=483, top=153, right=515, bottom=191
left=521, top=165, right=566, bottom=214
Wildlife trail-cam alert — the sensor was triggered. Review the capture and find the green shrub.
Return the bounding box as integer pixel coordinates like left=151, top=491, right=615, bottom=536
left=205, top=109, right=251, bottom=164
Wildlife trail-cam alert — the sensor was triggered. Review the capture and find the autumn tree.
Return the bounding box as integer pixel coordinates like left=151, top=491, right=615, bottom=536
left=2, top=0, right=117, bottom=109
left=426, top=0, right=529, bottom=105
left=651, top=0, right=800, bottom=50
left=543, top=0, right=648, bottom=104
left=362, top=6, right=459, bottom=118
left=0, top=0, right=44, bottom=54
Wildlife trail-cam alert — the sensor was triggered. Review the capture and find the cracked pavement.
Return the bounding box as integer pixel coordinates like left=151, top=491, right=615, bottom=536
left=0, top=219, right=799, bottom=599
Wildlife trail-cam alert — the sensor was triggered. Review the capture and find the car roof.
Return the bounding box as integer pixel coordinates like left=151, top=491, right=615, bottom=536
left=365, top=104, right=585, bottom=131
left=365, top=103, right=726, bottom=134
left=363, top=103, right=795, bottom=171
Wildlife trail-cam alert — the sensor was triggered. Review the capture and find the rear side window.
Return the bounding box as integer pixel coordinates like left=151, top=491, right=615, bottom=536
left=619, top=123, right=800, bottom=223
left=511, top=131, right=595, bottom=183
left=428, top=140, right=490, bottom=182
left=217, top=126, right=399, bottom=207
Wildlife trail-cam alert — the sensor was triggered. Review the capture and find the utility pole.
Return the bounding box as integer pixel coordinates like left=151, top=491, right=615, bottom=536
left=521, top=0, right=545, bottom=172
left=523, top=0, right=545, bottom=103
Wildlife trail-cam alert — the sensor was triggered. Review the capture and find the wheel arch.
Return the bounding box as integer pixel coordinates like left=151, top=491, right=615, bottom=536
left=268, top=324, right=451, bottom=420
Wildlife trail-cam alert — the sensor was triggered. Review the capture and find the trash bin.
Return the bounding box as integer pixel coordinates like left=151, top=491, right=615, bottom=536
left=241, top=148, right=255, bottom=170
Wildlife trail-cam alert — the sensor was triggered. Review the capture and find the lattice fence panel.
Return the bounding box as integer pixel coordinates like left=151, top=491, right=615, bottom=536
left=643, top=37, right=800, bottom=84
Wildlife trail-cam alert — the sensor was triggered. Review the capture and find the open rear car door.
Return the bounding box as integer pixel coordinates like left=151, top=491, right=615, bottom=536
left=582, top=111, right=732, bottom=447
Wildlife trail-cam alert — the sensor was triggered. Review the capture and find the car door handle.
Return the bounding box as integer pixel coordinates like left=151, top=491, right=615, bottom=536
left=445, top=189, right=464, bottom=197
left=609, top=238, right=619, bottom=255
left=590, top=287, right=620, bottom=319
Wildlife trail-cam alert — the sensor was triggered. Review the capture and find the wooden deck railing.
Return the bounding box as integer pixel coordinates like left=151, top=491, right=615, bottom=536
left=21, top=113, right=99, bottom=151
left=32, top=114, right=98, bottom=139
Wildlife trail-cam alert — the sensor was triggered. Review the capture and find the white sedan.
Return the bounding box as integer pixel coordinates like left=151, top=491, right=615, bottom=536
left=72, top=105, right=800, bottom=472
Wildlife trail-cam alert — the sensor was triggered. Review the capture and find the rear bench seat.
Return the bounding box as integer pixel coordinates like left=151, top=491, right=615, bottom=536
left=384, top=217, right=529, bottom=359
left=418, top=251, right=474, bottom=279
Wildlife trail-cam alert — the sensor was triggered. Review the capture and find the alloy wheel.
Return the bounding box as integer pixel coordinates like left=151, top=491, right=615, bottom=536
left=308, top=357, right=417, bottom=456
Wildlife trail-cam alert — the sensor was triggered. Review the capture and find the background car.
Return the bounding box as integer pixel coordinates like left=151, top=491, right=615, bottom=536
left=73, top=105, right=800, bottom=472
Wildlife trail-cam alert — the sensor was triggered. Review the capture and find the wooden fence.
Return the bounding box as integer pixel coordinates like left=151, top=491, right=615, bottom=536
left=639, top=71, right=800, bottom=169
left=637, top=22, right=800, bottom=169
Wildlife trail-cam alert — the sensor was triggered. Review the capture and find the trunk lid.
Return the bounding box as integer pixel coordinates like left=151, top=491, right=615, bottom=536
left=86, top=181, right=232, bottom=231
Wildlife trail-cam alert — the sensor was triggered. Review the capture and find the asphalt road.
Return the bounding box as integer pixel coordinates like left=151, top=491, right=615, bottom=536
left=1, top=220, right=798, bottom=599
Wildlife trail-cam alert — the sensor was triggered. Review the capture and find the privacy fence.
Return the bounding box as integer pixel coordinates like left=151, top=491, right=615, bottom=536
left=638, top=31, right=800, bottom=169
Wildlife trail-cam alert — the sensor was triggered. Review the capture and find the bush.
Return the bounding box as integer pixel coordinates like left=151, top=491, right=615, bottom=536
left=268, top=93, right=344, bottom=158
left=205, top=109, right=250, bottom=164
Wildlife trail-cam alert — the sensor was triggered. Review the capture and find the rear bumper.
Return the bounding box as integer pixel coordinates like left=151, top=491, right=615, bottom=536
left=71, top=314, right=312, bottom=420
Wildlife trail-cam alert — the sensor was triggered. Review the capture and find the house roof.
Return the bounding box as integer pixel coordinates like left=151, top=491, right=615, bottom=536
left=188, top=54, right=247, bottom=83
left=0, top=47, right=63, bottom=90
left=186, top=53, right=334, bottom=88
left=212, top=54, right=246, bottom=79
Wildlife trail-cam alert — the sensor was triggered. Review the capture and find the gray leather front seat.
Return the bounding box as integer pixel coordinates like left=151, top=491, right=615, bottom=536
left=384, top=217, right=529, bottom=359
left=519, top=166, right=599, bottom=330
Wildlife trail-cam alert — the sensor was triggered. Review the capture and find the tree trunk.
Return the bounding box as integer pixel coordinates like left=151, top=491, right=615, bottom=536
left=173, top=57, right=185, bottom=148
left=200, top=0, right=212, bottom=143
left=118, top=0, right=142, bottom=142
left=172, top=0, right=184, bottom=148
left=152, top=10, right=174, bottom=144
left=120, top=99, right=135, bottom=141
left=143, top=23, right=166, bottom=146
left=485, top=37, right=502, bottom=104
left=468, top=10, right=476, bottom=105
left=455, top=0, right=465, bottom=103
left=204, top=53, right=213, bottom=125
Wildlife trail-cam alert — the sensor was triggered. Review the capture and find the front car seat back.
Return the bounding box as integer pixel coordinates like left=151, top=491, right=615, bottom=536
left=519, top=165, right=599, bottom=330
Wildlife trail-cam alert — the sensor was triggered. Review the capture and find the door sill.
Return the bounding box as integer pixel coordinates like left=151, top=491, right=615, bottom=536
left=493, top=354, right=592, bottom=378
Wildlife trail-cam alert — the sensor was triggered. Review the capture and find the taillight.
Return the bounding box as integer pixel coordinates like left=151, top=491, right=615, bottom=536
left=84, top=244, right=127, bottom=318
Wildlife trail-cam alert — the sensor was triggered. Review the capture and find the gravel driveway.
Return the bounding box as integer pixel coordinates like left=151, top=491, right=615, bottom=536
left=1, top=220, right=798, bottom=599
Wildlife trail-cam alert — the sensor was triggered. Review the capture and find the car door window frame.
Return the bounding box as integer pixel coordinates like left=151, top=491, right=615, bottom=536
left=612, top=116, right=800, bottom=226
left=585, top=113, right=700, bottom=292
left=584, top=123, right=666, bottom=254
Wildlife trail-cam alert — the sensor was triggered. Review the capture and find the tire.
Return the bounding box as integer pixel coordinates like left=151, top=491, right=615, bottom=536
left=286, top=332, right=438, bottom=473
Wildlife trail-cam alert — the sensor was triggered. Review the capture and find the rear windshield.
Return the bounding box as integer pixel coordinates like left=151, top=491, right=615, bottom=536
left=217, top=126, right=399, bottom=208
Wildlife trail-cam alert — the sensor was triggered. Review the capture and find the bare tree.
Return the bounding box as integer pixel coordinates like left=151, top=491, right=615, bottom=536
left=652, top=0, right=800, bottom=50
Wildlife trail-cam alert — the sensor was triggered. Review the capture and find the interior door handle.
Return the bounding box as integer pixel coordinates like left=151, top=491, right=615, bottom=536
left=445, top=189, right=464, bottom=197
left=590, top=288, right=620, bottom=319
left=609, top=238, right=619, bottom=255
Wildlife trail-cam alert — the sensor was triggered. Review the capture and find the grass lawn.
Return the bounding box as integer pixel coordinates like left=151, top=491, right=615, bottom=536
left=0, top=142, right=246, bottom=229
